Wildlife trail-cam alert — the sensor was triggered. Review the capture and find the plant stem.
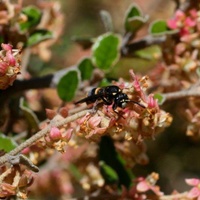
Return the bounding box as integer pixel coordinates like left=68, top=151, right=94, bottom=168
left=0, top=109, right=90, bottom=166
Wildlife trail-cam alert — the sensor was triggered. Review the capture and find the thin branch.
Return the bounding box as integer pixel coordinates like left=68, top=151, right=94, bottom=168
left=0, top=109, right=90, bottom=166
left=121, top=35, right=167, bottom=56
left=162, top=87, right=200, bottom=102
left=159, top=192, right=188, bottom=200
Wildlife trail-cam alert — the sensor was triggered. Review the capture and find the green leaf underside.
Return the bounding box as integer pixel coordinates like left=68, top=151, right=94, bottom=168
left=106, top=57, right=157, bottom=79
left=57, top=70, right=79, bottom=102
left=135, top=45, right=162, bottom=60
left=20, top=6, right=42, bottom=31
left=100, top=10, right=113, bottom=32
left=19, top=98, right=40, bottom=132
left=78, top=58, right=94, bottom=80
left=0, top=133, right=17, bottom=152
left=125, top=4, right=143, bottom=31
left=99, top=136, right=133, bottom=188
left=99, top=161, right=119, bottom=184
left=27, top=30, right=53, bottom=47
left=92, top=33, right=120, bottom=71
left=127, top=16, right=146, bottom=32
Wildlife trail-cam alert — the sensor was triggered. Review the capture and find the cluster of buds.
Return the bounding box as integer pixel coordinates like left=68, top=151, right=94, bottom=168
left=166, top=9, right=200, bottom=85
left=0, top=165, right=33, bottom=199
left=121, top=172, right=162, bottom=199
left=0, top=43, right=21, bottom=89
left=185, top=107, right=200, bottom=139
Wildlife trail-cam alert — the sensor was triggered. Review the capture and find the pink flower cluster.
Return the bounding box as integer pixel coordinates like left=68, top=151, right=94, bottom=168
left=186, top=178, right=200, bottom=200
left=167, top=9, right=199, bottom=36
left=0, top=43, right=21, bottom=89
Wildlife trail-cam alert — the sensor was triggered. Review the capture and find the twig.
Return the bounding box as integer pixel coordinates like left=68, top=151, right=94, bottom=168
left=163, top=87, right=200, bottom=102
left=0, top=109, right=90, bottom=166
left=159, top=192, right=188, bottom=200
left=121, top=35, right=167, bottom=56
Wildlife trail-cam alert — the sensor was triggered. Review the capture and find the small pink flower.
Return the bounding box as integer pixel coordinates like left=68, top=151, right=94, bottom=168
left=49, top=127, right=62, bottom=141
left=0, top=62, right=8, bottom=76
left=175, top=10, right=185, bottom=20
left=1, top=43, right=12, bottom=51
left=21, top=147, right=31, bottom=154
left=136, top=178, right=150, bottom=192
left=6, top=50, right=16, bottom=66
left=45, top=109, right=56, bottom=120
left=186, top=178, right=200, bottom=200
left=167, top=19, right=177, bottom=29
left=147, top=94, right=158, bottom=109
left=189, top=9, right=198, bottom=18
left=88, top=115, right=102, bottom=129
left=185, top=17, right=196, bottom=27
left=136, top=173, right=163, bottom=196
left=63, top=128, right=73, bottom=142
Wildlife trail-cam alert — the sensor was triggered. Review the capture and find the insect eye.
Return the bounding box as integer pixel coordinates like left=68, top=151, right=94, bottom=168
left=121, top=102, right=127, bottom=108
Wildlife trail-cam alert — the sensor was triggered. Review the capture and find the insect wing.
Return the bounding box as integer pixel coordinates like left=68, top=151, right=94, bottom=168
left=75, top=94, right=101, bottom=104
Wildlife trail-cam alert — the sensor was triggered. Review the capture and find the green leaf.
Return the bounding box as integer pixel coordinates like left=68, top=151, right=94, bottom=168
left=92, top=33, right=121, bottom=71
left=106, top=57, right=157, bottom=79
left=154, top=93, right=165, bottom=105
left=100, top=10, right=113, bottom=32
left=20, top=6, right=42, bottom=32
left=99, top=161, right=119, bottom=184
left=19, top=98, right=40, bottom=132
left=57, top=70, right=79, bottom=102
left=126, top=16, right=147, bottom=32
left=124, top=4, right=146, bottom=32
left=27, top=29, right=53, bottom=47
left=149, top=20, right=168, bottom=35
left=134, top=45, right=162, bottom=60
left=78, top=58, right=94, bottom=80
left=0, top=133, right=17, bottom=152
left=99, top=78, right=112, bottom=87
left=99, top=136, right=133, bottom=188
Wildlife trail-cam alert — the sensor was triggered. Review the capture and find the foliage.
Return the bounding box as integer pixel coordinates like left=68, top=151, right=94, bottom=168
left=1, top=0, right=200, bottom=199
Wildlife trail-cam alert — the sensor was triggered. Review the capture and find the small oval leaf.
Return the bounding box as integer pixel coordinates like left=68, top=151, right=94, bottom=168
left=99, top=161, right=119, bottom=184
left=20, top=6, right=42, bottom=32
left=57, top=70, right=79, bottom=102
left=92, top=33, right=121, bottom=71
left=149, top=20, right=168, bottom=35
left=0, top=133, right=17, bottom=152
left=126, top=16, right=147, bottom=33
left=154, top=93, right=165, bottom=105
left=124, top=3, right=144, bottom=32
left=78, top=58, right=94, bottom=80
left=27, top=29, right=53, bottom=47
left=19, top=98, right=40, bottom=132
left=100, top=10, right=113, bottom=32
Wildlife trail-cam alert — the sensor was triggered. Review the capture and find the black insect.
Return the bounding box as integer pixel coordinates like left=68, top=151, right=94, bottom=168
left=75, top=85, right=145, bottom=112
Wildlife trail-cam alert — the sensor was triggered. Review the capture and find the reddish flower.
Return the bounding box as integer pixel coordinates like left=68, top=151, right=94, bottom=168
left=147, top=94, right=158, bottom=109
left=49, top=127, right=62, bottom=141
left=136, top=173, right=163, bottom=196
left=184, top=17, right=196, bottom=27
left=186, top=178, right=200, bottom=200
left=0, top=43, right=21, bottom=89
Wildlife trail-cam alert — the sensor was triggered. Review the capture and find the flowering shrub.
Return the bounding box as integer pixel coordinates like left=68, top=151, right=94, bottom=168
left=1, top=0, right=200, bottom=199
